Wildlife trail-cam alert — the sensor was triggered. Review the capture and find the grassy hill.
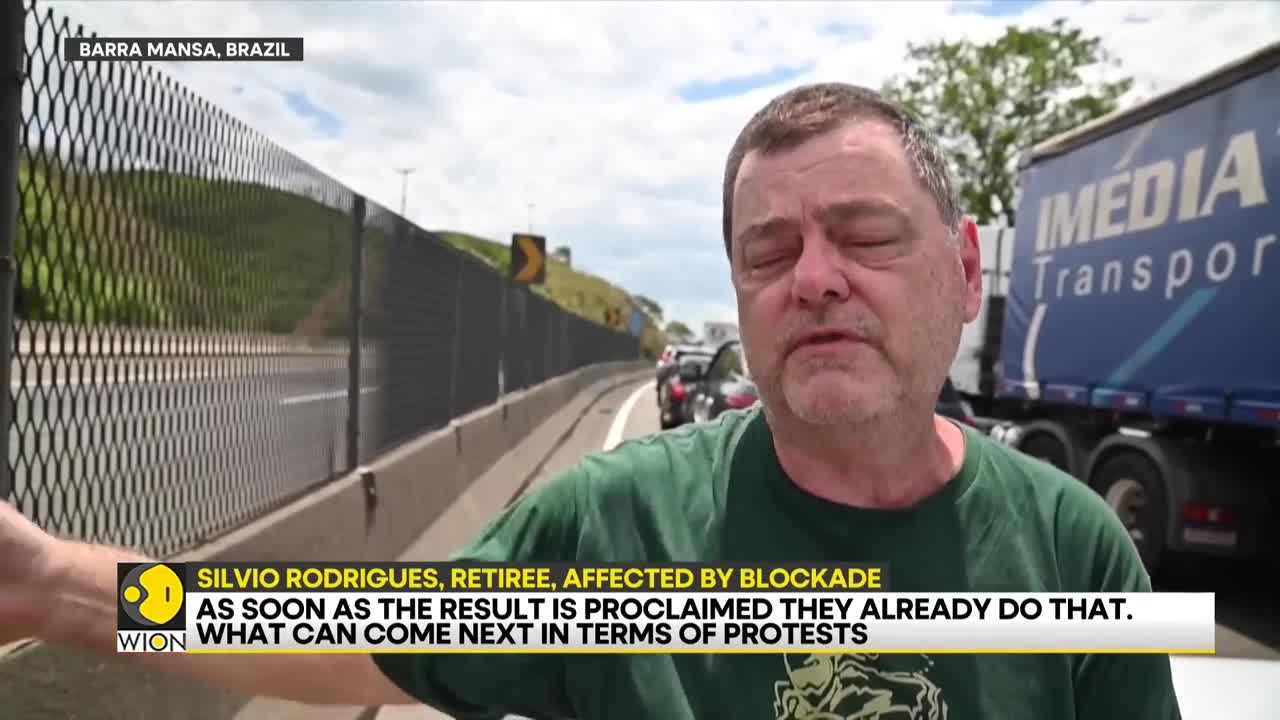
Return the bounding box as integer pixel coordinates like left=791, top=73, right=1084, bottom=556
left=13, top=151, right=665, bottom=356
left=15, top=151, right=358, bottom=336
left=436, top=231, right=667, bottom=357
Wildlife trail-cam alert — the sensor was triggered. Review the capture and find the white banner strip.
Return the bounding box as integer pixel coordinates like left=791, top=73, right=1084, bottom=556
left=178, top=592, right=1216, bottom=653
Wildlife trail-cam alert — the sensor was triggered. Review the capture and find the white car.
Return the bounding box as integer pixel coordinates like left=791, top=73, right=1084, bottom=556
left=1171, top=655, right=1280, bottom=718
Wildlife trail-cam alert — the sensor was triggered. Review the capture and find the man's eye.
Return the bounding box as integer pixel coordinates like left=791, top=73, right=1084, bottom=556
left=840, top=232, right=897, bottom=247
left=749, top=254, right=790, bottom=269
left=842, top=234, right=903, bottom=256
left=745, top=243, right=795, bottom=267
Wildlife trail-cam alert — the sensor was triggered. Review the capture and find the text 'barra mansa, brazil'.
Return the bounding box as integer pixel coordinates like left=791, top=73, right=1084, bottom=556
left=64, top=37, right=305, bottom=62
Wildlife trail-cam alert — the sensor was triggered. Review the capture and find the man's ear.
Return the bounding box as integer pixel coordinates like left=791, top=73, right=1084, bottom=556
left=960, top=217, right=983, bottom=323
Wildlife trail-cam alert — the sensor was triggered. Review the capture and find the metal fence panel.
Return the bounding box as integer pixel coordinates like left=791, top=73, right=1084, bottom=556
left=7, top=3, right=358, bottom=557
left=551, top=309, right=570, bottom=379
left=454, top=256, right=501, bottom=416
left=359, top=213, right=461, bottom=461
left=502, top=285, right=528, bottom=394
left=2, top=0, right=642, bottom=558
left=525, top=292, right=548, bottom=386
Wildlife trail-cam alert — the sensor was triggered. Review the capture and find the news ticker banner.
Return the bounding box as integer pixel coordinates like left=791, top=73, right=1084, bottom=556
left=115, top=561, right=1216, bottom=655
left=64, top=37, right=305, bottom=62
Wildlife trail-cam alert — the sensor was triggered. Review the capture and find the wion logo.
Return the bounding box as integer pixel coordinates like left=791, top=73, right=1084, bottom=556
left=116, top=562, right=187, bottom=653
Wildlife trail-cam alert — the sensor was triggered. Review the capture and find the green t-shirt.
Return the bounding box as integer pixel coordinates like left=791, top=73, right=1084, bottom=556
left=373, top=406, right=1182, bottom=719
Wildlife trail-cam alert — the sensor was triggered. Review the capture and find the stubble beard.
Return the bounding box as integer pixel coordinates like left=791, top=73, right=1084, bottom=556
left=756, top=300, right=964, bottom=434
left=747, top=325, right=911, bottom=430
left=777, top=353, right=903, bottom=428
left=754, top=311, right=907, bottom=432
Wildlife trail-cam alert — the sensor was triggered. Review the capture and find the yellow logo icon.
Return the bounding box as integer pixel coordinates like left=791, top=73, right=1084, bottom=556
left=120, top=563, right=185, bottom=626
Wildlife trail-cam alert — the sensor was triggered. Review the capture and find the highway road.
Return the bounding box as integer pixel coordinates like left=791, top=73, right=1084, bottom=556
left=5, top=343, right=385, bottom=554
left=387, top=378, right=1279, bottom=719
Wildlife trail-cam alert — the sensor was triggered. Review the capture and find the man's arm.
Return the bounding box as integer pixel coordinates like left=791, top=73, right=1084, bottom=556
left=3, top=453, right=587, bottom=714
left=0, top=510, right=419, bottom=707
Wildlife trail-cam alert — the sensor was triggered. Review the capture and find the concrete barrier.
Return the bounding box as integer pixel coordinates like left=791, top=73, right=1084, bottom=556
left=0, top=359, right=652, bottom=720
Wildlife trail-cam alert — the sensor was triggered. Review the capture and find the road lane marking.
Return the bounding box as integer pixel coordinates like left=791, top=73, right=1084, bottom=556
left=279, top=386, right=380, bottom=406
left=603, top=380, right=653, bottom=451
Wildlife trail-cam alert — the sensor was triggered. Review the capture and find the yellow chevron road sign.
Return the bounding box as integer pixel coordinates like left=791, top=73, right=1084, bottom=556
left=511, top=233, right=546, bottom=285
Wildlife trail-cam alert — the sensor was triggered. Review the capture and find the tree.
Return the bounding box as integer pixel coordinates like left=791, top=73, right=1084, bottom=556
left=881, top=18, right=1133, bottom=226
left=552, top=246, right=571, bottom=266
left=665, top=320, right=694, bottom=342
left=634, top=294, right=664, bottom=322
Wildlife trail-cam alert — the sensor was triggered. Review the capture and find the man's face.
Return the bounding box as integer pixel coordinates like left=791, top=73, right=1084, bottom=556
left=730, top=119, right=981, bottom=428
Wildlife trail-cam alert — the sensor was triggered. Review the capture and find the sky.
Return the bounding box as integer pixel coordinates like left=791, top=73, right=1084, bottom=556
left=34, top=0, right=1280, bottom=335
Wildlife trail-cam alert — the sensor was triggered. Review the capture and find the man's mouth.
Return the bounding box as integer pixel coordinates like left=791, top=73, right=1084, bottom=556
left=788, top=328, right=861, bottom=353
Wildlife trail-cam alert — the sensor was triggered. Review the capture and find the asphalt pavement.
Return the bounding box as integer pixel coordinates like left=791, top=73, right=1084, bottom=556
left=520, top=378, right=659, bottom=491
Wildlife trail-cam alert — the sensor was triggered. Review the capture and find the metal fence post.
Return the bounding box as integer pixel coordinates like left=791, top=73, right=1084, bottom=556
left=448, top=251, right=463, bottom=418
left=345, top=194, right=366, bottom=471
left=496, top=279, right=507, bottom=397
left=0, top=0, right=24, bottom=500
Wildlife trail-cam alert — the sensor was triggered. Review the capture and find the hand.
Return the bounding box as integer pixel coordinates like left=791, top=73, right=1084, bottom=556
left=0, top=501, right=58, bottom=645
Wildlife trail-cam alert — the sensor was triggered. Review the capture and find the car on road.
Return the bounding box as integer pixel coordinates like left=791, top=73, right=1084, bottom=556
left=681, top=339, right=759, bottom=424
left=679, top=340, right=980, bottom=429
left=656, top=343, right=712, bottom=387
left=658, top=353, right=712, bottom=429
left=655, top=343, right=713, bottom=402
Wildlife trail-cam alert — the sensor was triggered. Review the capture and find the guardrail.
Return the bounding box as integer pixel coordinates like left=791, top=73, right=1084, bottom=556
left=0, top=0, right=641, bottom=559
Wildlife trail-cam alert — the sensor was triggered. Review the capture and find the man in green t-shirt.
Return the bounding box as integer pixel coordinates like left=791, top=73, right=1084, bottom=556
left=0, top=83, right=1181, bottom=718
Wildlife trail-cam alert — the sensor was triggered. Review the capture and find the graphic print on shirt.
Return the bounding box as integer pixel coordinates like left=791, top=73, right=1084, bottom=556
left=772, top=653, right=948, bottom=720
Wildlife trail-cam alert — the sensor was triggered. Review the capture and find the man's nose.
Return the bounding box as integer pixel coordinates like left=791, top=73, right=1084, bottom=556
left=791, top=234, right=850, bottom=306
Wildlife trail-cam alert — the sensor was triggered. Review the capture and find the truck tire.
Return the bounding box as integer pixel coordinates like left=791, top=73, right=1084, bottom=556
left=1019, top=432, right=1071, bottom=474
left=1090, top=451, right=1167, bottom=574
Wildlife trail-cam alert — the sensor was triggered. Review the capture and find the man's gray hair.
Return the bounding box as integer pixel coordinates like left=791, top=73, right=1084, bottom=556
left=721, top=83, right=963, bottom=257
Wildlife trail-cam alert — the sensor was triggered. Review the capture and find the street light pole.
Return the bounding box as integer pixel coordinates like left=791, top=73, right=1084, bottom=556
left=396, top=167, right=416, bottom=217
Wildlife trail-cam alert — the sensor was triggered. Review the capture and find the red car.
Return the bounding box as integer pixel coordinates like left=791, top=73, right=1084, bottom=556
left=658, top=352, right=713, bottom=429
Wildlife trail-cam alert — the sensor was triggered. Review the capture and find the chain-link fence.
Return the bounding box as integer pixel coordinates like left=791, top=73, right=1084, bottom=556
left=0, top=0, right=641, bottom=558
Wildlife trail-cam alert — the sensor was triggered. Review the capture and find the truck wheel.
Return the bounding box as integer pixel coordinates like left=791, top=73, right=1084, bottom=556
left=1091, top=452, right=1167, bottom=574
left=1020, top=432, right=1071, bottom=473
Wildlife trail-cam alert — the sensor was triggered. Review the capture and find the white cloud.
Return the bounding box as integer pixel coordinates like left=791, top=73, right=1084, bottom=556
left=34, top=0, right=1280, bottom=334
